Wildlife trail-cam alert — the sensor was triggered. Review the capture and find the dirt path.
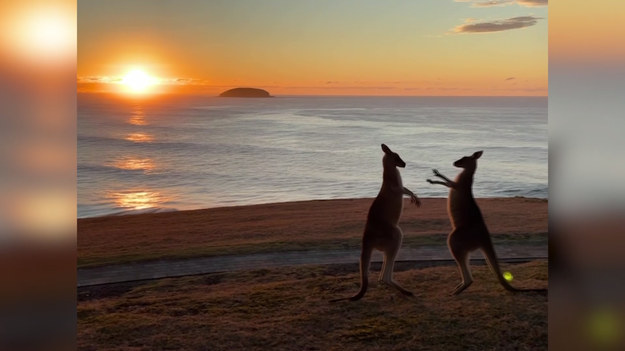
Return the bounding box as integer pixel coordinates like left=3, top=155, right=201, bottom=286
left=77, top=244, right=547, bottom=287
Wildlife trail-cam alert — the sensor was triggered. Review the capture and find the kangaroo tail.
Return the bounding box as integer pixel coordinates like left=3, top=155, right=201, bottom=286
left=330, top=244, right=372, bottom=302
left=482, top=244, right=548, bottom=293
left=482, top=244, right=521, bottom=292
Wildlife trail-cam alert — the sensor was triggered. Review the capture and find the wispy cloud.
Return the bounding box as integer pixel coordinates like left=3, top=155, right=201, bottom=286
left=454, top=0, right=547, bottom=7
left=473, top=0, right=515, bottom=7
left=453, top=16, right=541, bottom=33
left=516, top=0, right=547, bottom=7
left=77, top=76, right=208, bottom=85
left=505, top=77, right=516, bottom=81
left=77, top=76, right=121, bottom=83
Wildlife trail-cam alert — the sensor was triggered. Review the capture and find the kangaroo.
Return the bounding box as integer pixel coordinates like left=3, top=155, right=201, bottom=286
left=427, top=151, right=545, bottom=295
left=331, top=144, right=420, bottom=302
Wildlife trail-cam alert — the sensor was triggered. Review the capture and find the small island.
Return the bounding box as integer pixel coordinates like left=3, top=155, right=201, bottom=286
left=218, top=87, right=272, bottom=98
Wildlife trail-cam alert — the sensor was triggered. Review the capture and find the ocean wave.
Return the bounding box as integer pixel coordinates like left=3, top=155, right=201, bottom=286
left=78, top=206, right=178, bottom=218
left=107, top=207, right=178, bottom=217
left=78, top=163, right=146, bottom=174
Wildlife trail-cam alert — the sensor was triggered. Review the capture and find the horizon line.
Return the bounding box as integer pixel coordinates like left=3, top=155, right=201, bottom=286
left=77, top=91, right=548, bottom=98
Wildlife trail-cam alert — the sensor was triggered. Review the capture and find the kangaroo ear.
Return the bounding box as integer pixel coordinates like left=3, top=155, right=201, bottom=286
left=473, top=150, right=483, bottom=159
left=381, top=144, right=392, bottom=154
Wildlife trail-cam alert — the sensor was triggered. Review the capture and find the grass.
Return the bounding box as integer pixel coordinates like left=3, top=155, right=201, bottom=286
left=78, top=260, right=547, bottom=351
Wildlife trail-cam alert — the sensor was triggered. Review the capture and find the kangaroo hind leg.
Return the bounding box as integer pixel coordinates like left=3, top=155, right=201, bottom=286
left=380, top=229, right=413, bottom=297
left=448, top=231, right=473, bottom=295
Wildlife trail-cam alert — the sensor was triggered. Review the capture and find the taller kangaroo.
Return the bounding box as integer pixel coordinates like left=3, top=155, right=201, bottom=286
left=331, top=144, right=420, bottom=302
left=427, top=151, right=544, bottom=295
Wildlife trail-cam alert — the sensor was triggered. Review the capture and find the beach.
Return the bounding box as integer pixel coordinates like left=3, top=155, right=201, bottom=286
left=78, top=197, right=547, bottom=268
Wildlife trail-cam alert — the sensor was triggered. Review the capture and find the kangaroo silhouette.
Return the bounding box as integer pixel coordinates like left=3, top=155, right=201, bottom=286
left=427, top=151, right=546, bottom=295
left=331, top=144, right=420, bottom=302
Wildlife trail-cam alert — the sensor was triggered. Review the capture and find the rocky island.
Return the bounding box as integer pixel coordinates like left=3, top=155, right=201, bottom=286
left=218, top=87, right=272, bottom=98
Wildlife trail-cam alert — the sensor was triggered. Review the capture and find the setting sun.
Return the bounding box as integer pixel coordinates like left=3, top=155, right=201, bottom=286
left=121, top=69, right=157, bottom=94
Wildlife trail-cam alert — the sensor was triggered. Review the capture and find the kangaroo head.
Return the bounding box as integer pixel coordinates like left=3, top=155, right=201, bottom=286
left=453, top=150, right=483, bottom=169
left=381, top=144, right=406, bottom=168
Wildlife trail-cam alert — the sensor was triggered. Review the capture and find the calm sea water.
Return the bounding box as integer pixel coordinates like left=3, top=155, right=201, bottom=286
left=78, top=94, right=547, bottom=218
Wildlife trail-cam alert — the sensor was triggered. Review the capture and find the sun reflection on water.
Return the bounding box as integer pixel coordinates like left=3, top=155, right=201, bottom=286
left=129, top=109, right=147, bottom=126
left=108, top=190, right=167, bottom=210
left=125, top=132, right=153, bottom=143
left=111, top=157, right=155, bottom=172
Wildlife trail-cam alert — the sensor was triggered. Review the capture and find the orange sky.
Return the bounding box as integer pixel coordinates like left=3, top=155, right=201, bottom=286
left=549, top=1, right=625, bottom=66
left=78, top=0, right=548, bottom=96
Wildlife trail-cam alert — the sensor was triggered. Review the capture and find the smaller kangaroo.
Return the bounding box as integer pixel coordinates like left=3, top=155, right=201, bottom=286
left=427, top=151, right=545, bottom=295
left=331, top=144, right=420, bottom=302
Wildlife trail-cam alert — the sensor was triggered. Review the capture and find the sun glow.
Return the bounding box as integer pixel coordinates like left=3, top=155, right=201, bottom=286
left=121, top=69, right=157, bottom=94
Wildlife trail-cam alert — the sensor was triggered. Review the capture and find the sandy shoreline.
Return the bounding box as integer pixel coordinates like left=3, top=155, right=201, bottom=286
left=78, top=197, right=547, bottom=267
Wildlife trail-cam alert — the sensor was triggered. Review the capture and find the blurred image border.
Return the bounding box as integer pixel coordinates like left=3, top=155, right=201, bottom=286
left=1, top=0, right=624, bottom=350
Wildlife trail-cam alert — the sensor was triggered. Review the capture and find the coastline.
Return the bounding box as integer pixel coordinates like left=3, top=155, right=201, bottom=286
left=78, top=197, right=548, bottom=268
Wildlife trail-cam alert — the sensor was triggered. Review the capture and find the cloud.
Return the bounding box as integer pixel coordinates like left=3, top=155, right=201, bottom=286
left=77, top=76, right=120, bottom=83
left=455, top=0, right=547, bottom=7
left=77, top=76, right=206, bottom=86
left=516, top=0, right=548, bottom=7
left=454, top=16, right=542, bottom=33
left=472, top=0, right=515, bottom=7
left=505, top=77, right=516, bottom=81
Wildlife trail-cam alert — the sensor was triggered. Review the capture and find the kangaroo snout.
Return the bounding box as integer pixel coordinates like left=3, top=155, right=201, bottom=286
left=381, top=143, right=407, bottom=169
left=453, top=157, right=467, bottom=168
left=453, top=150, right=483, bottom=168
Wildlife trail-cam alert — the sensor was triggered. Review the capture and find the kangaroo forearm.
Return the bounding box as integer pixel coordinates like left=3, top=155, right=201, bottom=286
left=435, top=173, right=452, bottom=183
left=402, top=187, right=416, bottom=196
left=428, top=180, right=452, bottom=187
left=429, top=168, right=457, bottom=188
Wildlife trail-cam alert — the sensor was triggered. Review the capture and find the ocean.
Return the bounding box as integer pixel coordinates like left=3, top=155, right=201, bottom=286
left=78, top=94, right=547, bottom=218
